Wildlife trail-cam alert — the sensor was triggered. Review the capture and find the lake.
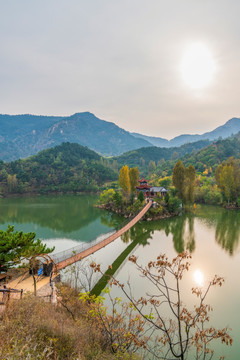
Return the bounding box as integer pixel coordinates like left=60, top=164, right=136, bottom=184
left=0, top=195, right=239, bottom=358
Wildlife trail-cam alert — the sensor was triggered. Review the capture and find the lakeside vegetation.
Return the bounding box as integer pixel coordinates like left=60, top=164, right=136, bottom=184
left=0, top=133, right=239, bottom=209
left=98, top=165, right=182, bottom=220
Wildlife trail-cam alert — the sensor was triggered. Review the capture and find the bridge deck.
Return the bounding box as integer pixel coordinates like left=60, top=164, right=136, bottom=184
left=55, top=200, right=152, bottom=271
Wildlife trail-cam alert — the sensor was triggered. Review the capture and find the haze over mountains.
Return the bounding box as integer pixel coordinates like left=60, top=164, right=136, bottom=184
left=0, top=112, right=240, bottom=161
left=0, top=112, right=150, bottom=161
left=132, top=117, right=240, bottom=147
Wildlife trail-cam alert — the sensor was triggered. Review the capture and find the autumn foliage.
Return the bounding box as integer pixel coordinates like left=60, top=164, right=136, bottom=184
left=90, top=252, right=232, bottom=360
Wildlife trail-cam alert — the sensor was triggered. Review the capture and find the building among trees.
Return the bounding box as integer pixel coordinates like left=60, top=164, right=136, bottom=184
left=136, top=178, right=168, bottom=198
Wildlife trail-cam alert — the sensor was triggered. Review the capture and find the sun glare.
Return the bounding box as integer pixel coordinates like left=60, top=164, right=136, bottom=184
left=193, top=270, right=204, bottom=287
left=180, top=43, right=215, bottom=89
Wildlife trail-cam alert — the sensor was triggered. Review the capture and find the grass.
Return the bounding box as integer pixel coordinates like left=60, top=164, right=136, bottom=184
left=0, top=285, right=138, bottom=360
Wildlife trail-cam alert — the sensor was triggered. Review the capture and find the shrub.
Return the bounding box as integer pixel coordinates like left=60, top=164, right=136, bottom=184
left=137, top=191, right=144, bottom=202
left=167, top=196, right=182, bottom=213
left=99, top=189, right=116, bottom=204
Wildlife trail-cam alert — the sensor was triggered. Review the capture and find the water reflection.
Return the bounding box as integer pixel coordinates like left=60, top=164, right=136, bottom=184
left=100, top=211, right=124, bottom=231
left=215, top=211, right=240, bottom=255
left=0, top=196, right=239, bottom=255
left=0, top=195, right=102, bottom=232
left=125, top=224, right=152, bottom=246
left=121, top=207, right=240, bottom=256
left=118, top=214, right=196, bottom=254
left=168, top=216, right=195, bottom=253
left=196, top=206, right=240, bottom=256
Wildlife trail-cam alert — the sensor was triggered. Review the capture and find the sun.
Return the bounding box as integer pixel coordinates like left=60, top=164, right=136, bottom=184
left=193, top=270, right=204, bottom=287
left=180, top=43, right=215, bottom=89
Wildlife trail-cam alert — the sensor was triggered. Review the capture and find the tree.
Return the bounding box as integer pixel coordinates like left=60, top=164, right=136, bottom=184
left=99, top=189, right=116, bottom=204
left=173, top=161, right=196, bottom=204
left=158, top=176, right=171, bottom=188
left=148, top=160, right=156, bottom=175
left=80, top=288, right=147, bottom=356
left=129, top=167, right=139, bottom=193
left=172, top=160, right=185, bottom=200
left=119, top=165, right=130, bottom=197
left=184, top=165, right=196, bottom=203
left=215, top=158, right=240, bottom=204
left=7, top=174, right=18, bottom=192
left=138, top=191, right=144, bottom=202
left=140, top=157, right=145, bottom=168
left=91, top=252, right=232, bottom=360
left=0, top=225, right=54, bottom=271
left=112, top=160, right=118, bottom=172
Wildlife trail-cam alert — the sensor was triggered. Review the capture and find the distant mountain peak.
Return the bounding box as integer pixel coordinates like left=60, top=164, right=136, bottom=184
left=1, top=112, right=240, bottom=162
left=132, top=117, right=240, bottom=148
left=0, top=112, right=152, bottom=161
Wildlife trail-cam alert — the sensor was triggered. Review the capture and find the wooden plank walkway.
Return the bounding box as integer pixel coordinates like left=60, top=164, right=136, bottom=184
left=55, top=200, right=152, bottom=271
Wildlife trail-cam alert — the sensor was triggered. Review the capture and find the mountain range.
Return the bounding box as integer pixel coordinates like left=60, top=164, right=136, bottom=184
left=132, top=117, right=240, bottom=147
left=0, top=112, right=240, bottom=161
left=0, top=112, right=150, bottom=161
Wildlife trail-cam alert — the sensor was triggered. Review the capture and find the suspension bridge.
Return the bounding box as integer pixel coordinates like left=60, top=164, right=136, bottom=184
left=52, top=200, right=152, bottom=271
left=4, top=200, right=152, bottom=299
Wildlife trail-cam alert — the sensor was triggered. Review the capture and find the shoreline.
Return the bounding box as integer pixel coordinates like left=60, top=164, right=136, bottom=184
left=96, top=203, right=179, bottom=221
left=0, top=190, right=99, bottom=199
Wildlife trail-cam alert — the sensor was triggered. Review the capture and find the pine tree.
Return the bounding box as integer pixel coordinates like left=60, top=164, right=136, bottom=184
left=0, top=225, right=54, bottom=271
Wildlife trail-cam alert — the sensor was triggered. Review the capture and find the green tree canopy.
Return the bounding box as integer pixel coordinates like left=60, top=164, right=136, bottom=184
left=129, top=167, right=139, bottom=193
left=215, top=157, right=240, bottom=204
left=138, top=191, right=144, bottom=202
left=184, top=165, right=196, bottom=203
left=172, top=160, right=185, bottom=200
left=173, top=161, right=196, bottom=204
left=0, top=225, right=54, bottom=271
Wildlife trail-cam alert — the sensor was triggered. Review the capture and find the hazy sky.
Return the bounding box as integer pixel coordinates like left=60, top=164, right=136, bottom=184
left=0, top=0, right=240, bottom=139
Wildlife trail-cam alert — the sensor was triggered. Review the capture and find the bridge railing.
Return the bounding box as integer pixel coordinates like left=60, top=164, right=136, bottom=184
left=52, top=200, right=152, bottom=266
left=51, top=230, right=115, bottom=264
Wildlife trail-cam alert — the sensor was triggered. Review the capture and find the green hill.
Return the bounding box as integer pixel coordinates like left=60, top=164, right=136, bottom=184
left=113, top=139, right=211, bottom=170
left=155, top=133, right=240, bottom=176
left=0, top=142, right=117, bottom=196
left=113, top=133, right=240, bottom=176
left=183, top=133, right=240, bottom=171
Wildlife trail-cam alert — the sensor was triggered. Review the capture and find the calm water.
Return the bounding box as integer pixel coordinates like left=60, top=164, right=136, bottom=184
left=0, top=195, right=239, bottom=358
left=0, top=195, right=124, bottom=252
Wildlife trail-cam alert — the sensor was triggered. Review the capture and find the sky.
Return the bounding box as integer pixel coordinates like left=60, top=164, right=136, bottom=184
left=0, top=0, right=240, bottom=139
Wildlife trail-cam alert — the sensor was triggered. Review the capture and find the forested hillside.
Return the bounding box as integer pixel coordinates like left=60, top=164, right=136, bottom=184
left=0, top=112, right=151, bottom=161
left=113, top=140, right=211, bottom=170
left=113, top=134, right=240, bottom=177
left=153, top=133, right=240, bottom=176
left=0, top=143, right=117, bottom=196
